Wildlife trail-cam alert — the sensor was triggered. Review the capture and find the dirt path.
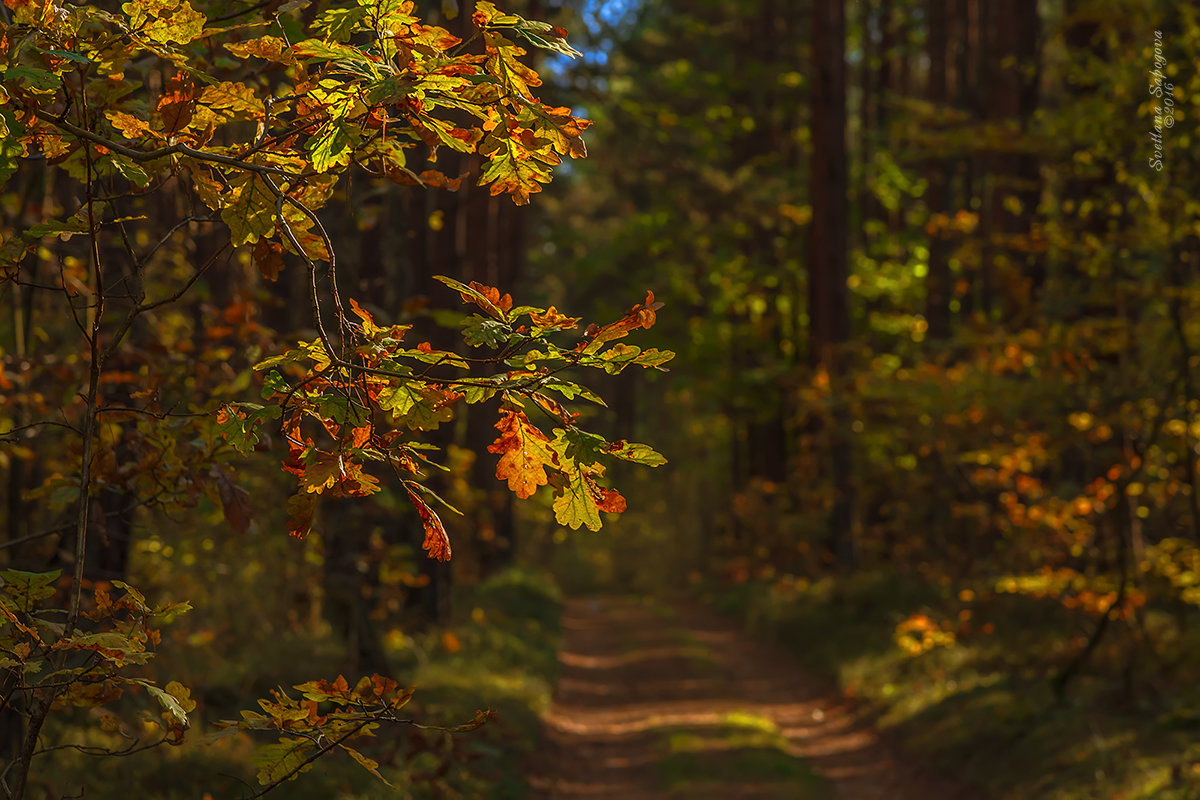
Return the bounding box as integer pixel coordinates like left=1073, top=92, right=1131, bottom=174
left=529, top=596, right=976, bottom=800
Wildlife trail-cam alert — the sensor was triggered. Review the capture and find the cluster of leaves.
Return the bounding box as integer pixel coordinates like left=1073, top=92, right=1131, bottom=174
left=1, top=0, right=667, bottom=554
left=220, top=279, right=672, bottom=558
left=0, top=0, right=672, bottom=795
left=0, top=565, right=490, bottom=792
left=0, top=0, right=591, bottom=275
left=215, top=673, right=490, bottom=788
left=0, top=571, right=194, bottom=751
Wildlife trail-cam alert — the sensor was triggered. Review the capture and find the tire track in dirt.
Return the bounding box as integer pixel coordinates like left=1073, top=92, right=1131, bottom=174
left=529, top=596, right=976, bottom=800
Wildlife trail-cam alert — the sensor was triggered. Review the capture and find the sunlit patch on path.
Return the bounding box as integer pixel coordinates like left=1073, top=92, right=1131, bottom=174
left=529, top=597, right=974, bottom=800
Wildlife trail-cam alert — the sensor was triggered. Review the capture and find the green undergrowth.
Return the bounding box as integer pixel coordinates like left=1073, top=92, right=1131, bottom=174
left=398, top=566, right=563, bottom=799
left=706, top=573, right=1200, bottom=800
left=35, top=567, right=561, bottom=799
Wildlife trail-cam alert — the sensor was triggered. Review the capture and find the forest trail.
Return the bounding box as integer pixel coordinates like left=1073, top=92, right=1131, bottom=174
left=529, top=597, right=976, bottom=800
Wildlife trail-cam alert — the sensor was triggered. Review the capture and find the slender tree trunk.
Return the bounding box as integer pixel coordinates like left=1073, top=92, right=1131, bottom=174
left=984, top=0, right=1041, bottom=321
left=925, top=0, right=952, bottom=339
left=810, top=0, right=856, bottom=569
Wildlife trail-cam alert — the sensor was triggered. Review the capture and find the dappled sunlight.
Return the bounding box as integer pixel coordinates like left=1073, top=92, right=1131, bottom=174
left=558, top=645, right=715, bottom=670
left=530, top=598, right=973, bottom=800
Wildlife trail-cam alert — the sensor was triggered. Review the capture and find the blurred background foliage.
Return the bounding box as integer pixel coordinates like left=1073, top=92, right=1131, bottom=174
left=3, top=0, right=1200, bottom=797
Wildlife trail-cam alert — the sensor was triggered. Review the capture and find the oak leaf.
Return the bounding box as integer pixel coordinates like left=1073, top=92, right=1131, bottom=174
left=436, top=276, right=512, bottom=319
left=477, top=133, right=553, bottom=205
left=224, top=36, right=298, bottom=65
left=596, top=486, right=627, bottom=513
left=529, top=306, right=579, bottom=330
left=405, top=484, right=451, bottom=561
left=156, top=74, right=197, bottom=135
left=285, top=492, right=316, bottom=539
left=549, top=468, right=625, bottom=530
left=222, top=172, right=275, bottom=246
left=488, top=410, right=556, bottom=499
left=123, top=0, right=206, bottom=46
left=252, top=239, right=285, bottom=281
left=583, top=291, right=664, bottom=350
left=105, top=111, right=152, bottom=140
left=605, top=439, right=668, bottom=466
left=549, top=468, right=600, bottom=531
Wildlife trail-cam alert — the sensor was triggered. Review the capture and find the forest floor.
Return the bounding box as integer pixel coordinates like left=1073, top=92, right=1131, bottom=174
left=528, top=596, right=977, bottom=800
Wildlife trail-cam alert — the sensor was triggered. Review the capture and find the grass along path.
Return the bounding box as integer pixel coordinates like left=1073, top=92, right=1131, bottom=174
left=530, top=597, right=976, bottom=800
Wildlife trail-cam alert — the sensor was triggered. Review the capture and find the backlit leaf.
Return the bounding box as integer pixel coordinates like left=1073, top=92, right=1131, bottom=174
left=199, top=82, right=265, bottom=123
left=309, top=117, right=360, bottom=173
left=550, top=467, right=601, bottom=531
left=222, top=172, right=276, bottom=246
left=488, top=410, right=556, bottom=499
left=156, top=73, right=197, bottom=135
left=405, top=483, right=451, bottom=561
left=0, top=110, right=26, bottom=189
left=435, top=275, right=512, bottom=320
left=312, top=6, right=367, bottom=41
left=583, top=291, right=664, bottom=350
left=529, top=306, right=580, bottom=331
left=123, top=0, right=206, bottom=45
left=605, top=440, right=668, bottom=466
left=224, top=37, right=298, bottom=65
left=462, top=316, right=510, bottom=348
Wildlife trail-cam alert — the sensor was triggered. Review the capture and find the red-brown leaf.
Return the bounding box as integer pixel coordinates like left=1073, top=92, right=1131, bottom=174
left=405, top=484, right=451, bottom=561
left=157, top=74, right=198, bottom=135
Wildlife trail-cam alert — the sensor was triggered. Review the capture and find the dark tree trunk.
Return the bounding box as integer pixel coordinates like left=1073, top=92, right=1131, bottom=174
left=321, top=499, right=391, bottom=676
left=809, top=0, right=856, bottom=569
left=924, top=0, right=952, bottom=340
left=983, top=0, right=1041, bottom=321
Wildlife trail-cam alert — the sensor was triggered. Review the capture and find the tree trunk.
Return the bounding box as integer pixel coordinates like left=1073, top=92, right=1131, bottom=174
left=809, top=0, right=856, bottom=569
left=924, top=0, right=953, bottom=340
left=984, top=0, right=1041, bottom=321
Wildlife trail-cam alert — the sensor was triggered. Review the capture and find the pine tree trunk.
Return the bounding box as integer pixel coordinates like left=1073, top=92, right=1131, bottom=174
left=810, top=0, right=856, bottom=569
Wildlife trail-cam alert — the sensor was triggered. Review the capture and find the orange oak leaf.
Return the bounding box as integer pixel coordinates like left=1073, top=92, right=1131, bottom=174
left=487, top=409, right=555, bottom=499
left=405, top=484, right=451, bottom=561
left=582, top=291, right=664, bottom=348
left=461, top=281, right=512, bottom=315
left=349, top=425, right=372, bottom=449
left=106, top=111, right=153, bottom=140
left=224, top=36, right=298, bottom=65
left=596, top=486, right=627, bottom=514
left=531, top=391, right=578, bottom=425
left=529, top=306, right=580, bottom=330
left=348, top=297, right=381, bottom=336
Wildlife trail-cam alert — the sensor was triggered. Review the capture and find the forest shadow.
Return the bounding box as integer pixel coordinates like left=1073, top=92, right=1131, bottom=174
left=533, top=596, right=972, bottom=799
left=713, top=573, right=1200, bottom=800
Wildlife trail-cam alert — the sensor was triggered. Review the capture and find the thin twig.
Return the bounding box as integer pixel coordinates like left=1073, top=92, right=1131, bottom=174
left=33, top=736, right=167, bottom=759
